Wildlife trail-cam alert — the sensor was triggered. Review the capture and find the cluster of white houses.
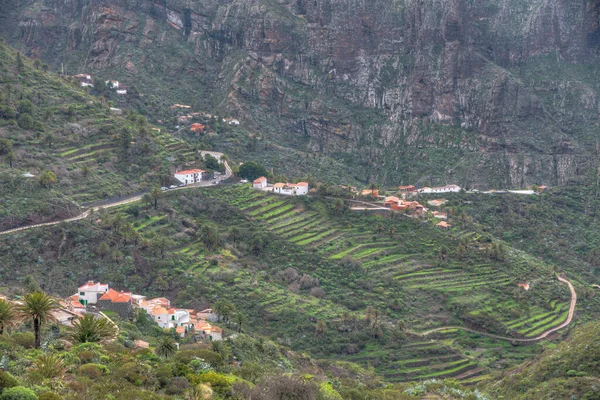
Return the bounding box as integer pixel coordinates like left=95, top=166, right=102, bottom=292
left=69, top=281, right=222, bottom=340
left=252, top=176, right=309, bottom=196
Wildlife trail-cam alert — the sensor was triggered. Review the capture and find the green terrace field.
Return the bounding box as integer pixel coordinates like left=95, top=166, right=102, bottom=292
left=187, top=186, right=577, bottom=380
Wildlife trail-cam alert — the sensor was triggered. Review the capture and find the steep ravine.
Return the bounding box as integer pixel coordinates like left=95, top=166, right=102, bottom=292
left=2, top=0, right=600, bottom=187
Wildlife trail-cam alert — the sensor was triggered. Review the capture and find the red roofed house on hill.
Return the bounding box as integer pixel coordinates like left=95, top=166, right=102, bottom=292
left=174, top=169, right=205, bottom=185
left=190, top=123, right=205, bottom=134
left=253, top=176, right=268, bottom=189
left=98, top=289, right=133, bottom=318
left=273, top=182, right=309, bottom=196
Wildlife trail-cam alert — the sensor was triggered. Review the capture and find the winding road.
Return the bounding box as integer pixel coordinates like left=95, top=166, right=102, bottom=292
left=414, top=275, right=577, bottom=342
left=0, top=151, right=232, bottom=237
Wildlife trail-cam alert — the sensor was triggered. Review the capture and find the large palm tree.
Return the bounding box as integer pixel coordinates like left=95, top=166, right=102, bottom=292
left=18, top=291, right=59, bottom=348
left=69, top=314, right=118, bottom=344
left=0, top=299, right=16, bottom=335
left=155, top=336, right=177, bottom=359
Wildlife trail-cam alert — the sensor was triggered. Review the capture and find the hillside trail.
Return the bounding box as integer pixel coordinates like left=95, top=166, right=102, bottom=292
left=0, top=154, right=231, bottom=236
left=414, top=275, right=577, bottom=343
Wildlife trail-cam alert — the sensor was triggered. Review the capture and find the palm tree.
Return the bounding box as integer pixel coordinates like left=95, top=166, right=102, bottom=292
left=150, top=187, right=162, bottom=209
left=18, top=291, right=59, bottom=348
left=30, top=353, right=67, bottom=380
left=69, top=314, right=117, bottom=344
left=0, top=299, right=16, bottom=335
left=155, top=336, right=177, bottom=359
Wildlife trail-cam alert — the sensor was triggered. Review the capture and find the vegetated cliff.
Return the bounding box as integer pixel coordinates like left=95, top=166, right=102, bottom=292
left=3, top=0, right=600, bottom=188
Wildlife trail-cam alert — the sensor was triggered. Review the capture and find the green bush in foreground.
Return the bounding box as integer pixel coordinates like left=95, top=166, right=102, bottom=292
left=0, top=387, right=37, bottom=400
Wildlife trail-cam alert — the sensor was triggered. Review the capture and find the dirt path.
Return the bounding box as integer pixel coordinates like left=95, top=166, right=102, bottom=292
left=414, top=275, right=577, bottom=343
left=0, top=155, right=232, bottom=237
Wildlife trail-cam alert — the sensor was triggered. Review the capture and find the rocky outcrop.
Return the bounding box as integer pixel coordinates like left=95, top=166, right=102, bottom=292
left=3, top=0, right=600, bottom=187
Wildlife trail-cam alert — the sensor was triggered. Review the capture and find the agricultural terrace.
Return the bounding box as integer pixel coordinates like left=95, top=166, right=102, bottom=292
left=190, top=185, right=572, bottom=381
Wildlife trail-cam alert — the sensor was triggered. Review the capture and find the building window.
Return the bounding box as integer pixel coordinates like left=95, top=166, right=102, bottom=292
left=80, top=292, right=85, bottom=296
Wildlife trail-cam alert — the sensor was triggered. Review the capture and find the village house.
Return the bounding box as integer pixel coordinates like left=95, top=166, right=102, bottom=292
left=222, top=118, right=240, bottom=126
left=398, top=185, right=416, bottom=193
left=432, top=211, right=448, bottom=219
left=109, top=107, right=123, bottom=115
left=77, top=281, right=109, bottom=306
left=97, top=289, right=133, bottom=319
left=384, top=196, right=401, bottom=208
left=74, top=74, right=94, bottom=87
left=538, top=185, right=548, bottom=192
left=273, top=182, right=309, bottom=196
left=253, top=176, right=268, bottom=189
left=190, top=123, right=205, bottom=134
left=174, top=169, right=205, bottom=185
left=436, top=221, right=452, bottom=229
left=428, top=199, right=448, bottom=207
left=361, top=189, right=379, bottom=198
left=420, top=185, right=461, bottom=194
left=116, top=87, right=128, bottom=95
left=170, top=104, right=192, bottom=110
left=105, top=80, right=120, bottom=89
left=518, top=282, right=531, bottom=291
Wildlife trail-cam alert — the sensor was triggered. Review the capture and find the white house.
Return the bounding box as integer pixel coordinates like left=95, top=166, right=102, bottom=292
left=174, top=169, right=205, bottom=185
left=253, top=176, right=268, bottom=189
left=74, top=74, right=94, bottom=88
left=116, top=88, right=127, bottom=95
left=273, top=182, right=309, bottom=196
left=419, top=185, right=461, bottom=194
left=145, top=306, right=190, bottom=329
left=105, top=80, right=120, bottom=89
left=77, top=281, right=109, bottom=306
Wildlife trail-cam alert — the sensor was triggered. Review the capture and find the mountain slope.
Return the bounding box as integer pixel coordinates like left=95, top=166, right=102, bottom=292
left=0, top=40, right=207, bottom=230
left=2, top=0, right=600, bottom=187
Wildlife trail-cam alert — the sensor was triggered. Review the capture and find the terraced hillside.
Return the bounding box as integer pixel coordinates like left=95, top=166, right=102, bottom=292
left=0, top=42, right=206, bottom=229
left=0, top=183, right=585, bottom=386
left=193, top=186, right=578, bottom=381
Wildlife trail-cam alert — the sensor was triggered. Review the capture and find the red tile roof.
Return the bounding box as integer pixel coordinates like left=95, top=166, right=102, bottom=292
left=253, top=176, right=267, bottom=184
left=99, top=289, right=132, bottom=303
left=175, top=169, right=204, bottom=175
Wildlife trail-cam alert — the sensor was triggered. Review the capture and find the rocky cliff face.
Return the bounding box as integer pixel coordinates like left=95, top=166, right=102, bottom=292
left=3, top=0, right=600, bottom=187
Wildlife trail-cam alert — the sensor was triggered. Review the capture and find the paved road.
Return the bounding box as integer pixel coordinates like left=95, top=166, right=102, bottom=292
left=415, top=275, right=577, bottom=343
left=0, top=152, right=232, bottom=237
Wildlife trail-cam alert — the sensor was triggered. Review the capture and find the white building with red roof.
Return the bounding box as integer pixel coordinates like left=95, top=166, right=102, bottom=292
left=174, top=169, right=205, bottom=185
left=77, top=281, right=109, bottom=306
left=253, top=176, right=268, bottom=189
left=273, top=182, right=309, bottom=196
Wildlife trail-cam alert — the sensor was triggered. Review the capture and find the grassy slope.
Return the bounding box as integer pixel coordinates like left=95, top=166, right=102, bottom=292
left=490, top=321, right=600, bottom=400
left=0, top=41, right=206, bottom=229
left=0, top=184, right=587, bottom=386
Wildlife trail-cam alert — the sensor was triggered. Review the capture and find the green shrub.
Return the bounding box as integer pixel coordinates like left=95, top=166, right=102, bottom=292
left=79, top=363, right=109, bottom=378
left=0, top=387, right=37, bottom=400
left=0, top=371, right=18, bottom=393
left=17, top=114, right=34, bottom=130
left=175, top=349, right=222, bottom=367
left=10, top=333, right=35, bottom=349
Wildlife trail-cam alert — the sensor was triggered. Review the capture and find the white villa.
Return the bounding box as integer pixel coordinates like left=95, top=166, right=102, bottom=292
left=273, top=182, right=309, bottom=196
left=105, top=80, right=120, bottom=89
left=77, top=281, right=109, bottom=306
left=419, top=185, right=461, bottom=194
left=174, top=169, right=205, bottom=185
left=253, top=176, right=268, bottom=189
